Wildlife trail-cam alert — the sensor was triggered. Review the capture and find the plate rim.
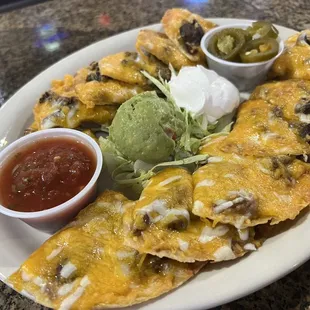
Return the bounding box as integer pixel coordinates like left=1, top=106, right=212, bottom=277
left=0, top=18, right=305, bottom=310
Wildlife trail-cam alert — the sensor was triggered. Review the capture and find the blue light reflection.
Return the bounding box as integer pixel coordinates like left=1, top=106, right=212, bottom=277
left=35, top=23, right=68, bottom=52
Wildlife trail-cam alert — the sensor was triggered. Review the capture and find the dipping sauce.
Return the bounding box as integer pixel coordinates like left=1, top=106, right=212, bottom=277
left=0, top=137, right=96, bottom=212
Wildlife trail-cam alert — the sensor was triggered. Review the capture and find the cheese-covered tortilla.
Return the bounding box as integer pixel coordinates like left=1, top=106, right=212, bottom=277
left=220, top=100, right=310, bottom=156
left=75, top=79, right=145, bottom=108
left=8, top=191, right=203, bottom=309
left=98, top=51, right=158, bottom=86
left=31, top=93, right=117, bottom=131
left=251, top=80, right=310, bottom=126
left=193, top=151, right=310, bottom=228
left=123, top=167, right=260, bottom=263
left=269, top=30, right=310, bottom=80
left=161, top=8, right=216, bottom=63
left=136, top=30, right=197, bottom=71
left=51, top=61, right=146, bottom=109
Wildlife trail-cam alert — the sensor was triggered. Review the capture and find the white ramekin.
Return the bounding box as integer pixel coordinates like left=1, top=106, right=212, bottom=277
left=200, top=23, right=284, bottom=91
left=0, top=128, right=102, bottom=234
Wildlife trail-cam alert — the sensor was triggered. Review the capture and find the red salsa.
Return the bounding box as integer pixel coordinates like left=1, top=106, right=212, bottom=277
left=0, top=137, right=96, bottom=212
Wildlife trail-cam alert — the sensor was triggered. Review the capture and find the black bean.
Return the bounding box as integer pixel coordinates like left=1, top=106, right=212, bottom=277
left=121, top=59, right=129, bottom=66
left=132, top=229, right=142, bottom=236
left=86, top=73, right=98, bottom=82
left=143, top=213, right=151, bottom=226
left=272, top=106, right=283, bottom=118
left=296, top=154, right=310, bottom=163
left=79, top=121, right=101, bottom=129
left=39, top=91, right=52, bottom=103
left=159, top=67, right=171, bottom=81
left=55, top=263, right=63, bottom=279
left=295, top=102, right=310, bottom=114
left=88, top=61, right=99, bottom=71
left=299, top=124, right=310, bottom=140
left=24, top=128, right=36, bottom=135
left=271, top=157, right=279, bottom=169
left=146, top=256, right=169, bottom=274
left=86, top=70, right=109, bottom=82
left=124, top=51, right=138, bottom=59
left=141, top=48, right=150, bottom=57
left=277, top=155, right=293, bottom=165
left=179, top=20, right=205, bottom=54
left=167, top=218, right=188, bottom=231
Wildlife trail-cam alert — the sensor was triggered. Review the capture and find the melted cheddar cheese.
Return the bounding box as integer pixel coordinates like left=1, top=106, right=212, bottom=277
left=269, top=30, right=310, bottom=80
left=9, top=191, right=203, bottom=309
left=123, top=168, right=260, bottom=263
left=193, top=154, right=310, bottom=228
left=75, top=80, right=146, bottom=109
left=32, top=96, right=117, bottom=131
left=99, top=52, right=149, bottom=86
left=220, top=100, right=310, bottom=156
left=251, top=80, right=310, bottom=123
left=136, top=30, right=196, bottom=71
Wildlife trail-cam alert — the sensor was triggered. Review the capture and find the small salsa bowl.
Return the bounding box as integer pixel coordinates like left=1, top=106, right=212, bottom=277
left=200, top=23, right=284, bottom=91
left=0, top=128, right=102, bottom=234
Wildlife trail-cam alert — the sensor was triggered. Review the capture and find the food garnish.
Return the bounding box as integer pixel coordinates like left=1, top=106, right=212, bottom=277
left=99, top=67, right=238, bottom=195
left=208, top=20, right=280, bottom=63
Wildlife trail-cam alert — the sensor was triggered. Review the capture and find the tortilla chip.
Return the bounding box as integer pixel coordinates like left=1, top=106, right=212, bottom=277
left=9, top=191, right=203, bottom=309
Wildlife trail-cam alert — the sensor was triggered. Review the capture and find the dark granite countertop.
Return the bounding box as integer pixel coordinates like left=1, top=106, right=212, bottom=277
left=1, top=0, right=310, bottom=309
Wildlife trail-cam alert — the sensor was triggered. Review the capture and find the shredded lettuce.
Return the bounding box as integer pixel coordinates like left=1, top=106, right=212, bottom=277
left=115, top=154, right=209, bottom=185
left=99, top=137, right=130, bottom=173
left=99, top=136, right=209, bottom=194
left=200, top=122, right=233, bottom=146
left=141, top=71, right=175, bottom=105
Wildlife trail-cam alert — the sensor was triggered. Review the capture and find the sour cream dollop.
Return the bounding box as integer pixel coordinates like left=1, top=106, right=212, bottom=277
left=168, top=65, right=240, bottom=125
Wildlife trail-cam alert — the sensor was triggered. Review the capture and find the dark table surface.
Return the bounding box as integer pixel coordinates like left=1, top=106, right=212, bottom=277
left=1, top=0, right=310, bottom=309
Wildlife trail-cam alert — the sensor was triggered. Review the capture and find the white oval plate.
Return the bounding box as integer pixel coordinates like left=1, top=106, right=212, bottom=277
left=0, top=19, right=305, bottom=310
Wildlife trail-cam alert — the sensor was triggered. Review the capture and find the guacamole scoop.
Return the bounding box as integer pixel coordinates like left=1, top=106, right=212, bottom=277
left=109, top=91, right=185, bottom=164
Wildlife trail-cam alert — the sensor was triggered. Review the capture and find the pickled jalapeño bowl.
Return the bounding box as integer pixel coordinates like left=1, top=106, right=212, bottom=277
left=200, top=23, right=284, bottom=91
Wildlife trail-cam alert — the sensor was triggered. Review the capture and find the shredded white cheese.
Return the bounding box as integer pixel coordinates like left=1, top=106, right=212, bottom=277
left=33, top=276, right=45, bottom=289
left=274, top=192, right=292, bottom=203
left=121, top=264, right=130, bottom=276
left=193, top=200, right=205, bottom=213
left=299, top=113, right=310, bottom=123
left=199, top=225, right=229, bottom=244
left=213, top=200, right=234, bottom=213
left=158, top=175, right=182, bottom=187
left=208, top=156, right=223, bottom=163
left=66, top=104, right=78, bottom=128
left=21, top=270, right=32, bottom=282
left=59, top=276, right=90, bottom=310
left=116, top=250, right=136, bottom=260
left=235, top=216, right=247, bottom=229
left=60, top=262, right=77, bottom=279
left=213, top=245, right=236, bottom=261
left=249, top=133, right=260, bottom=143
left=238, top=229, right=249, bottom=241
left=178, top=239, right=189, bottom=251
left=196, top=179, right=215, bottom=187
left=138, top=199, right=190, bottom=224
left=244, top=243, right=256, bottom=251
left=47, top=247, right=63, bottom=261
left=58, top=282, right=76, bottom=296
left=224, top=173, right=234, bottom=178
